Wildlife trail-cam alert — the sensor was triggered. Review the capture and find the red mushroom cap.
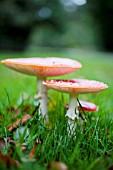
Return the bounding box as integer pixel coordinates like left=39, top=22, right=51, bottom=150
left=1, top=58, right=82, bottom=77
left=65, top=100, right=98, bottom=112
left=43, top=79, right=108, bottom=94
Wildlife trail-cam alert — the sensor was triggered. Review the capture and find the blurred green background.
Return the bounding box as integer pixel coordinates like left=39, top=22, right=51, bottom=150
left=0, top=0, right=113, bottom=52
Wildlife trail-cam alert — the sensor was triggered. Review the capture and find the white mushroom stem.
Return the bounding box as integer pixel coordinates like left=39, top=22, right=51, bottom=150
left=66, top=93, right=79, bottom=135
left=35, top=77, right=49, bottom=122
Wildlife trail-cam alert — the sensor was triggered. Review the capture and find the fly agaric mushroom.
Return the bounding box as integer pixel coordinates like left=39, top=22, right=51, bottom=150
left=43, top=79, right=108, bottom=134
left=1, top=58, right=82, bottom=122
left=65, top=100, right=98, bottom=121
left=65, top=100, right=98, bottom=112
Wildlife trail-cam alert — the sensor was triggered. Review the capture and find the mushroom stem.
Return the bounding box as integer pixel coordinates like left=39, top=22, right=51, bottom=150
left=66, top=94, right=79, bottom=135
left=35, top=77, right=49, bottom=122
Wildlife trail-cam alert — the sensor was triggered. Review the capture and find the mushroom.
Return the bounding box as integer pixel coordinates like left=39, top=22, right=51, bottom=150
left=65, top=100, right=98, bottom=112
left=1, top=57, right=82, bottom=122
left=65, top=100, right=98, bottom=121
left=43, top=79, right=108, bottom=134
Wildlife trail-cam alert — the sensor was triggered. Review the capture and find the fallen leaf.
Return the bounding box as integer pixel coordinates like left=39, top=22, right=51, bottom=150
left=6, top=106, right=16, bottom=113
left=22, top=104, right=31, bottom=113
left=108, top=164, right=113, bottom=170
left=6, top=106, right=21, bottom=120
left=0, top=137, right=27, bottom=155
left=0, top=138, right=6, bottom=153
left=29, top=142, right=37, bottom=160
left=21, top=141, right=39, bottom=162
left=46, top=162, right=68, bottom=170
left=8, top=114, right=31, bottom=132
left=0, top=153, right=20, bottom=168
left=0, top=137, right=17, bottom=155
left=11, top=109, right=21, bottom=120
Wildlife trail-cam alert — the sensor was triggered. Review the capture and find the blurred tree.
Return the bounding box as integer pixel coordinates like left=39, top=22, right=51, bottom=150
left=1, top=0, right=112, bottom=51
left=87, top=0, right=113, bottom=51
left=0, top=0, right=64, bottom=51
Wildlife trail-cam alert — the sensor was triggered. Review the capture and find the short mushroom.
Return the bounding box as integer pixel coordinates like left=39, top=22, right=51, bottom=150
left=43, top=79, right=108, bottom=134
left=65, top=100, right=98, bottom=121
left=65, top=100, right=98, bottom=112
left=1, top=58, right=82, bottom=122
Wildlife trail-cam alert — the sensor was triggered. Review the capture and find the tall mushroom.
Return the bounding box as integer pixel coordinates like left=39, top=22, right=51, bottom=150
left=1, top=58, right=82, bottom=122
left=43, top=79, right=108, bottom=134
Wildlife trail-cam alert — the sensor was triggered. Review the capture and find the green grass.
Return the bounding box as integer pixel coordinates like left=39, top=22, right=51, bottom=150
left=0, top=49, right=113, bottom=170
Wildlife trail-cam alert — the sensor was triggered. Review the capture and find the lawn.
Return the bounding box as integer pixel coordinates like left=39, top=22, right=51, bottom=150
left=0, top=49, right=113, bottom=170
